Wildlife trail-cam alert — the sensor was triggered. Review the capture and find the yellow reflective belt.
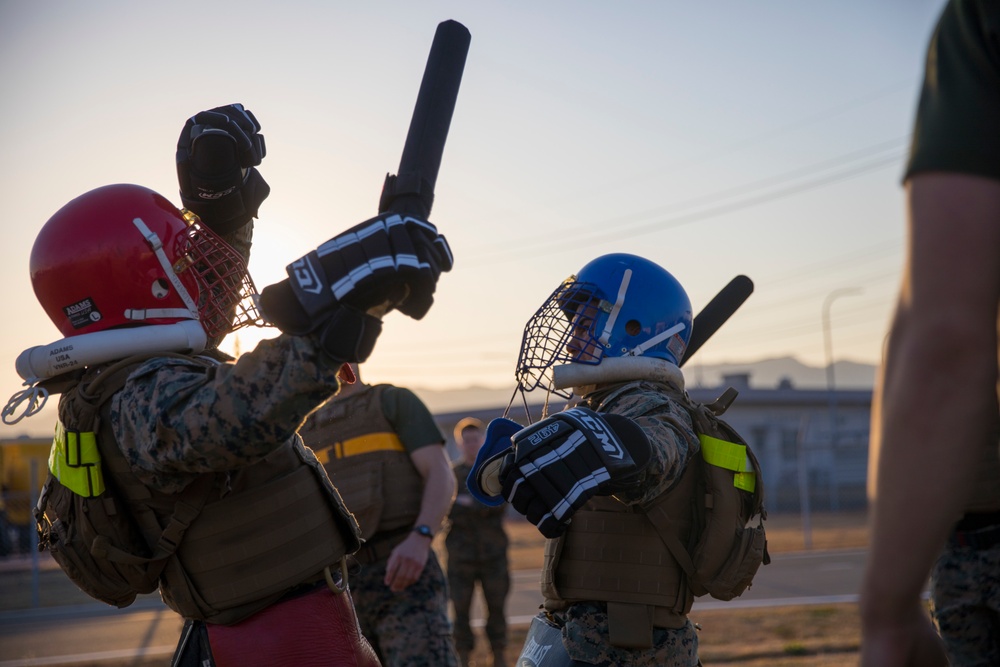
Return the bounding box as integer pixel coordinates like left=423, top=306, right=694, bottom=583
left=49, top=421, right=105, bottom=498
left=315, top=433, right=406, bottom=463
left=699, top=434, right=755, bottom=493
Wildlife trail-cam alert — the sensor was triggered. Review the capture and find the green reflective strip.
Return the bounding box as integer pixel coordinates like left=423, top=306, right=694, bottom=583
left=49, top=421, right=105, bottom=498
left=699, top=434, right=755, bottom=493
left=732, top=472, right=755, bottom=493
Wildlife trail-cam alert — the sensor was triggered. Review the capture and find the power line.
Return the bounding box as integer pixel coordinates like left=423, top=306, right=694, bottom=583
left=470, top=141, right=907, bottom=264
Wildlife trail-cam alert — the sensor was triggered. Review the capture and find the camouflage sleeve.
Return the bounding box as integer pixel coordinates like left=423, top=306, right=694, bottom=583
left=599, top=385, right=699, bottom=506
left=111, top=334, right=343, bottom=490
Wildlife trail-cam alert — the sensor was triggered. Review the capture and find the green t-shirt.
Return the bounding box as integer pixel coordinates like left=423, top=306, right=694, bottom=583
left=906, top=0, right=1000, bottom=181
left=379, top=385, right=445, bottom=453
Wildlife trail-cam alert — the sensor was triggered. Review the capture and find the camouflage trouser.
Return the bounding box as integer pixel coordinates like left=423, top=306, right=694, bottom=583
left=930, top=540, right=1000, bottom=667
left=351, top=550, right=459, bottom=667
left=447, top=557, right=510, bottom=652
left=555, top=603, right=699, bottom=667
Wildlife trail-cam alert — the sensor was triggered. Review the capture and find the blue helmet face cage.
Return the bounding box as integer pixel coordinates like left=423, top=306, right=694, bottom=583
left=515, top=277, right=604, bottom=399
left=514, top=254, right=694, bottom=399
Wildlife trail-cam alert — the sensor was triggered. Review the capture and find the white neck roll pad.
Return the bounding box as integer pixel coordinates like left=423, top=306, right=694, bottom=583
left=16, top=320, right=208, bottom=381
left=552, top=356, right=685, bottom=393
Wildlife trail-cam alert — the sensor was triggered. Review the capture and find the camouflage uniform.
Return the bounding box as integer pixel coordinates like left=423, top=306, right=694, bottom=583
left=105, top=334, right=386, bottom=664
left=446, top=461, right=511, bottom=656
left=931, top=527, right=1000, bottom=665
left=112, top=335, right=345, bottom=494
left=303, top=384, right=459, bottom=667
left=540, top=379, right=701, bottom=667
left=350, top=550, right=456, bottom=667
left=930, top=438, right=1000, bottom=667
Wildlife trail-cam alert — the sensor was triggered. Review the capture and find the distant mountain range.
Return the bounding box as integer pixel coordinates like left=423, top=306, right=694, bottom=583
left=0, top=356, right=877, bottom=440
left=410, top=356, right=878, bottom=415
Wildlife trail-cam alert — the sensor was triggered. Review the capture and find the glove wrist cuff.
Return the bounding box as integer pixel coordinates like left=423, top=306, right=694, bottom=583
left=313, top=305, right=383, bottom=364
left=180, top=169, right=270, bottom=236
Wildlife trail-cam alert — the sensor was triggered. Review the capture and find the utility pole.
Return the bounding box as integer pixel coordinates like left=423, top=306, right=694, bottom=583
left=822, top=287, right=862, bottom=511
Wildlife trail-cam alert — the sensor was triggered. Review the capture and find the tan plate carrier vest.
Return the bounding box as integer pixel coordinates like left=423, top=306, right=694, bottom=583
left=301, top=384, right=424, bottom=541
left=541, top=450, right=698, bottom=649
left=58, top=356, right=362, bottom=625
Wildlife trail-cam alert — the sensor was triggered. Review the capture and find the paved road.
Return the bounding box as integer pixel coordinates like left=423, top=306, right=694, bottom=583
left=0, top=549, right=874, bottom=666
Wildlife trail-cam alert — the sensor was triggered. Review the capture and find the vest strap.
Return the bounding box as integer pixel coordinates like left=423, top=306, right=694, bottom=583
left=49, top=422, right=105, bottom=497
left=333, top=432, right=405, bottom=459
left=607, top=602, right=654, bottom=649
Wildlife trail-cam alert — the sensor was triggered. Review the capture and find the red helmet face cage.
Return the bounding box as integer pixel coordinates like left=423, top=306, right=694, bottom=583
left=30, top=184, right=260, bottom=339
left=176, top=209, right=261, bottom=338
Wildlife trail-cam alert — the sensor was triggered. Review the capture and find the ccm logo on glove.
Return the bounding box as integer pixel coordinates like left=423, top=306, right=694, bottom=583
left=290, top=256, right=324, bottom=295
left=558, top=408, right=627, bottom=460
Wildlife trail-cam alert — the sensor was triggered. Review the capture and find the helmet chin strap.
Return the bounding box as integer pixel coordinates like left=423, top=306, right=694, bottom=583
left=130, top=216, right=200, bottom=322
left=598, top=269, right=632, bottom=346
left=625, top=322, right=686, bottom=357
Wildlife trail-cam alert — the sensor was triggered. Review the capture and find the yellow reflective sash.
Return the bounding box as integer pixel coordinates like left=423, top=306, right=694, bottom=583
left=49, top=421, right=105, bottom=498
left=699, top=434, right=755, bottom=492
left=314, top=432, right=406, bottom=464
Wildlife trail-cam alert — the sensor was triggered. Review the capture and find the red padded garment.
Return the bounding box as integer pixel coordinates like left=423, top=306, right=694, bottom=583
left=207, top=586, right=380, bottom=667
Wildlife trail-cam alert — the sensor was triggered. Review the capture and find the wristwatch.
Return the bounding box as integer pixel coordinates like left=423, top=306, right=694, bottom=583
left=412, top=524, right=434, bottom=539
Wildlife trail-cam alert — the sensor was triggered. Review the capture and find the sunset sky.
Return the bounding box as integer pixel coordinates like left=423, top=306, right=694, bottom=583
left=0, top=0, right=946, bottom=437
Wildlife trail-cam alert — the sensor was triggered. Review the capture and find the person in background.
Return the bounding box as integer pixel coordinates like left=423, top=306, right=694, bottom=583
left=859, top=2, right=1000, bottom=665
left=300, top=363, right=459, bottom=667
left=445, top=417, right=511, bottom=667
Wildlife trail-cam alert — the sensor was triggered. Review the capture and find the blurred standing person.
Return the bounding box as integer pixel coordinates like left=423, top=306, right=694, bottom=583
left=300, top=364, right=459, bottom=667
left=860, top=2, right=1000, bottom=666
left=446, top=417, right=511, bottom=667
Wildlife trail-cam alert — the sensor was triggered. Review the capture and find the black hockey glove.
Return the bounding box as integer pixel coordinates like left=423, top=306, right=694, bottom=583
left=258, top=211, right=453, bottom=361
left=176, top=103, right=270, bottom=235
left=498, top=407, right=653, bottom=539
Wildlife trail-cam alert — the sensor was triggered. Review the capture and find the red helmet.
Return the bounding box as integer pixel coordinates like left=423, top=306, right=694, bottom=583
left=30, top=183, right=260, bottom=339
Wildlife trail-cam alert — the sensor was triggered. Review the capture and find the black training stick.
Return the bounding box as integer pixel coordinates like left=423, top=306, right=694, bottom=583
left=258, top=20, right=471, bottom=330
left=680, top=275, right=754, bottom=367
left=378, top=19, right=471, bottom=219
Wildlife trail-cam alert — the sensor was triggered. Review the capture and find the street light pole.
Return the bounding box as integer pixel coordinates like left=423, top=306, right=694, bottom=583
left=822, top=287, right=862, bottom=511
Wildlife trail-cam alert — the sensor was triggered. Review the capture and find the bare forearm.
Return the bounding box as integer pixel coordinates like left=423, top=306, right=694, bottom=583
left=416, top=459, right=457, bottom=533
left=864, top=312, right=993, bottom=613
left=410, top=445, right=457, bottom=533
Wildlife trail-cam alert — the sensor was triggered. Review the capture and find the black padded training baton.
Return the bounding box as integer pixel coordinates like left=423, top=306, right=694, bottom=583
left=680, top=275, right=754, bottom=367
left=378, top=19, right=471, bottom=219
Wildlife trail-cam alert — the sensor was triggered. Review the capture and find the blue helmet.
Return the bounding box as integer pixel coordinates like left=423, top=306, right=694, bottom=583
left=516, top=253, right=693, bottom=396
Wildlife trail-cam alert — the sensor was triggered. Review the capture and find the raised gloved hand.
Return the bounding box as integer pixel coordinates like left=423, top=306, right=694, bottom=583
left=489, top=408, right=652, bottom=538
left=258, top=211, right=453, bottom=362
left=176, top=103, right=270, bottom=235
